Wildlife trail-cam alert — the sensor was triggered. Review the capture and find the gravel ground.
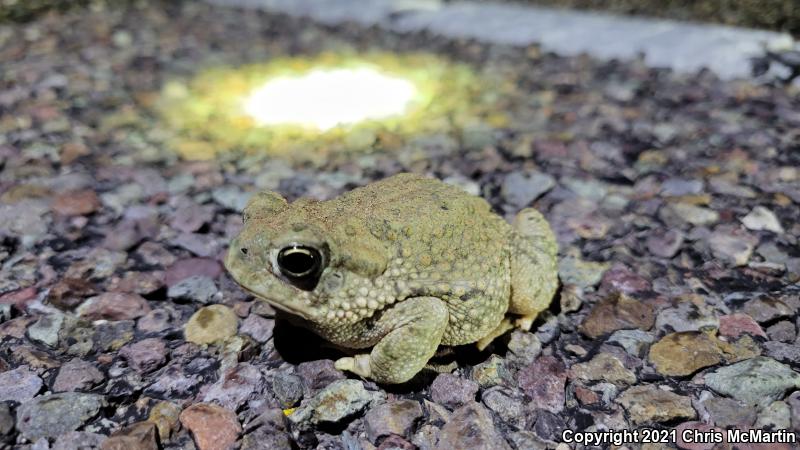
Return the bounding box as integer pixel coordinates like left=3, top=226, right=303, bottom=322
left=1, top=2, right=799, bottom=449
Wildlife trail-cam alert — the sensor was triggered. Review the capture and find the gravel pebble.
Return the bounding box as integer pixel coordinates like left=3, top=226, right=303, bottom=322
left=557, top=254, right=609, bottom=288
left=718, top=313, right=767, bottom=338
left=240, top=408, right=293, bottom=450
left=470, top=354, right=510, bottom=388
left=77, top=292, right=151, bottom=321
left=436, top=402, right=512, bottom=450
left=272, top=372, right=304, bottom=408
left=239, top=314, right=275, bottom=343
left=0, top=403, right=13, bottom=437
left=532, top=410, right=567, bottom=442
left=202, top=363, right=264, bottom=410
left=741, top=205, right=784, bottom=234
left=51, top=190, right=101, bottom=216
left=616, top=385, right=695, bottom=425
left=655, top=300, right=718, bottom=333
left=54, top=431, right=107, bottom=450
left=569, top=352, right=636, bottom=386
left=517, top=355, right=567, bottom=414
left=708, top=226, right=758, bottom=266
left=119, top=338, right=168, bottom=374
left=648, top=332, right=724, bottom=376
left=165, top=258, right=223, bottom=286
left=167, top=275, right=219, bottom=304
left=147, top=401, right=183, bottom=442
left=184, top=305, right=239, bottom=345
left=53, top=358, right=105, bottom=392
left=704, top=357, right=800, bottom=406
left=599, top=263, right=651, bottom=295
left=700, top=395, right=756, bottom=428
left=739, top=295, right=794, bottom=323
left=0, top=366, right=43, bottom=402
left=501, top=171, right=555, bottom=208
left=607, top=329, right=655, bottom=356
left=666, top=202, right=719, bottom=226
left=136, top=308, right=176, bottom=334
left=47, top=278, right=97, bottom=311
left=430, top=373, right=479, bottom=409
left=786, top=392, right=800, bottom=432
left=296, top=360, right=346, bottom=396
left=763, top=341, right=800, bottom=365
left=93, top=320, right=135, bottom=352
left=766, top=320, right=796, bottom=342
left=364, top=400, right=424, bottom=443
left=580, top=292, right=655, bottom=338
left=170, top=204, right=215, bottom=234
left=27, top=312, right=64, bottom=347
left=212, top=186, right=253, bottom=212
left=481, top=386, right=527, bottom=428
left=288, top=379, right=384, bottom=429
left=755, top=400, right=791, bottom=430
left=506, top=330, right=542, bottom=366
left=180, top=403, right=241, bottom=450
left=101, top=422, right=159, bottom=450
left=16, top=393, right=106, bottom=441
left=646, top=229, right=684, bottom=258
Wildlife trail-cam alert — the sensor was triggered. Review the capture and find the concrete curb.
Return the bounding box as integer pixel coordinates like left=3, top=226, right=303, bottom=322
left=203, top=0, right=797, bottom=80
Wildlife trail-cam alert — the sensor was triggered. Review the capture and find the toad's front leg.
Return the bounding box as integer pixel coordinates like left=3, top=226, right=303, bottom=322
left=334, top=296, right=448, bottom=384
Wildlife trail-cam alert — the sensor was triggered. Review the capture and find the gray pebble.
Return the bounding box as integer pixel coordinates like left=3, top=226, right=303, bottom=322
left=430, top=373, right=479, bottom=409
left=16, top=393, right=106, bottom=441
left=507, top=330, right=542, bottom=367
left=239, top=314, right=275, bottom=344
left=481, top=386, right=527, bottom=428
left=288, top=379, right=384, bottom=429
left=704, top=357, right=800, bottom=406
left=0, top=402, right=13, bottom=436
left=763, top=341, right=800, bottom=365
left=0, top=366, right=43, bottom=403
left=27, top=312, right=64, bottom=348
left=437, top=402, right=512, bottom=450
left=53, top=358, right=105, bottom=392
left=501, top=171, right=555, bottom=208
left=364, top=399, right=423, bottom=443
left=212, top=186, right=253, bottom=212
left=272, top=372, right=304, bottom=408
left=607, top=329, right=655, bottom=356
left=766, top=320, right=796, bottom=342
left=167, top=275, right=219, bottom=304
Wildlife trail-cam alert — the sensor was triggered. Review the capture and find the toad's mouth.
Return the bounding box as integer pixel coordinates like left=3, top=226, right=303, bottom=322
left=236, top=279, right=317, bottom=321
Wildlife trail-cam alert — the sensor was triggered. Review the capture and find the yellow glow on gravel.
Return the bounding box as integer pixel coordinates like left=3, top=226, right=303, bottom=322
left=154, top=52, right=505, bottom=162
left=243, top=68, right=418, bottom=130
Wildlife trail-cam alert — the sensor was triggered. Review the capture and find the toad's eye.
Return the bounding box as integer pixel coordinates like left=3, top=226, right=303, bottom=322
left=277, top=245, right=324, bottom=290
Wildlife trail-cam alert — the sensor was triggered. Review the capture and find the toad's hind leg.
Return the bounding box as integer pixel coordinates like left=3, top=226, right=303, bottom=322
left=509, top=208, right=559, bottom=330
left=334, top=296, right=448, bottom=384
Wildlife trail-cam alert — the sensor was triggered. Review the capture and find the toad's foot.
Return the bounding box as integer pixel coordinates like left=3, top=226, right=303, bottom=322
left=476, top=317, right=515, bottom=351
left=335, top=354, right=372, bottom=378
left=514, top=314, right=536, bottom=331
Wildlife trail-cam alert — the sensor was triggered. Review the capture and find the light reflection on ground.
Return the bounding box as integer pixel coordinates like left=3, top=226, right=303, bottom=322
left=155, top=52, right=506, bottom=162
left=243, top=67, right=419, bottom=131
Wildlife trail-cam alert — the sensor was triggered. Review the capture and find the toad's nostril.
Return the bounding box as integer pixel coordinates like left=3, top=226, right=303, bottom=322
left=240, top=247, right=248, bottom=255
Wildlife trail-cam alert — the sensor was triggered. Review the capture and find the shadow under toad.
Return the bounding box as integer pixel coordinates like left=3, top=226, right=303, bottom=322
left=272, top=315, right=503, bottom=393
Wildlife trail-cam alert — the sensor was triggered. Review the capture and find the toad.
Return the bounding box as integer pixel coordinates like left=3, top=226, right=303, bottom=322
left=225, top=173, right=558, bottom=383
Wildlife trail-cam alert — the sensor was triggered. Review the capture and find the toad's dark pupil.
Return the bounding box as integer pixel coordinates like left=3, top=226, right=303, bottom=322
left=278, top=246, right=320, bottom=278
